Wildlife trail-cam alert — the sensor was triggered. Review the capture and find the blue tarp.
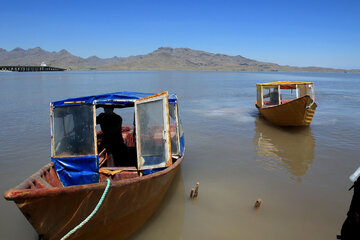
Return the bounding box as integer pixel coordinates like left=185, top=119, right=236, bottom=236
left=51, top=156, right=99, bottom=187
left=180, top=133, right=185, bottom=157
left=52, top=91, right=178, bottom=107
left=142, top=168, right=167, bottom=176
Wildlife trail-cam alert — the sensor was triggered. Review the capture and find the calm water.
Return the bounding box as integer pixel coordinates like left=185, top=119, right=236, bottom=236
left=0, top=71, right=359, bottom=239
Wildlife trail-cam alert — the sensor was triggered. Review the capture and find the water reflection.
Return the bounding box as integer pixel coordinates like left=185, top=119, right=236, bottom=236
left=254, top=116, right=315, bottom=181
left=128, top=168, right=185, bottom=240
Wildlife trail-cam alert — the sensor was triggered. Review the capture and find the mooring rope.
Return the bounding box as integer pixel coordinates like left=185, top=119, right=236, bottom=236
left=305, top=100, right=314, bottom=109
left=61, top=178, right=111, bottom=240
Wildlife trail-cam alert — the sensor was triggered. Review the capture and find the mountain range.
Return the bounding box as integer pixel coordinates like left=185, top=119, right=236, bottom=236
left=0, top=47, right=357, bottom=72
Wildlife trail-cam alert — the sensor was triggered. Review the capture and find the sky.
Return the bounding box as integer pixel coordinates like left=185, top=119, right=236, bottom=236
left=1, top=0, right=359, bottom=69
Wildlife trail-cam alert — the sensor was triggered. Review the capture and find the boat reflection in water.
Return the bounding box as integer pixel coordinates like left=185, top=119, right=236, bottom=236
left=254, top=116, right=315, bottom=181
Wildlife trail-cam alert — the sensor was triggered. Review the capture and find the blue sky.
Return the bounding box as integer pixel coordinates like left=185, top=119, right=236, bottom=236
left=1, top=0, right=359, bottom=69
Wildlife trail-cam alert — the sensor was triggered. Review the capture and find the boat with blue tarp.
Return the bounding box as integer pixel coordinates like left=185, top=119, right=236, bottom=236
left=4, top=91, right=185, bottom=240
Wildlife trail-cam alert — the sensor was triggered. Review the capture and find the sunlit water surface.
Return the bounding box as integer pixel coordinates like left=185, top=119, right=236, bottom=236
left=0, top=71, right=359, bottom=239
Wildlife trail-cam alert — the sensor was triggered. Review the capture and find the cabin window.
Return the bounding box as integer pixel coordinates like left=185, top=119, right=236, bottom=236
left=256, top=86, right=262, bottom=107
left=262, top=86, right=280, bottom=106
left=169, top=103, right=180, bottom=156
left=135, top=92, right=171, bottom=170
left=279, top=88, right=297, bottom=103
left=137, top=100, right=166, bottom=167
left=297, top=84, right=314, bottom=99
left=52, top=105, right=95, bottom=157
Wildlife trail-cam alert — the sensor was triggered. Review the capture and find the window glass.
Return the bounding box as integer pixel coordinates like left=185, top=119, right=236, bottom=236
left=169, top=103, right=179, bottom=155
left=298, top=84, right=314, bottom=99
left=137, top=99, right=167, bottom=167
left=53, top=105, right=95, bottom=156
left=262, top=86, right=279, bottom=106
left=280, top=89, right=297, bottom=102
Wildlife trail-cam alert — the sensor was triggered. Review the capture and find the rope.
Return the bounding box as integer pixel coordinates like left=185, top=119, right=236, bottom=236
left=305, top=100, right=314, bottom=109
left=61, top=179, right=111, bottom=240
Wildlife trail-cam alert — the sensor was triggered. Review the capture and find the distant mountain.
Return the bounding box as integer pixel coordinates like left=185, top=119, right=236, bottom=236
left=0, top=47, right=128, bottom=69
left=0, top=47, right=357, bottom=72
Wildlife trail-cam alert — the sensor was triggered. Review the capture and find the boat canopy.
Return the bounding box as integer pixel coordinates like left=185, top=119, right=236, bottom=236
left=256, top=81, right=314, bottom=90
left=50, top=91, right=184, bottom=187
left=256, top=81, right=315, bottom=108
left=52, top=91, right=178, bottom=108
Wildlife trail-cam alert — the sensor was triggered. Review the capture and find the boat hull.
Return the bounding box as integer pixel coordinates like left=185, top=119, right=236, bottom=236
left=4, top=157, right=183, bottom=240
left=256, top=95, right=317, bottom=126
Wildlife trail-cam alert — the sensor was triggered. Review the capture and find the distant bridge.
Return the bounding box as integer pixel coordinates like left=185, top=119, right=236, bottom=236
left=0, top=65, right=66, bottom=72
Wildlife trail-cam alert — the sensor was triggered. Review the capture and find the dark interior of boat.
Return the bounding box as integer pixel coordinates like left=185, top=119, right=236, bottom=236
left=97, top=126, right=140, bottom=182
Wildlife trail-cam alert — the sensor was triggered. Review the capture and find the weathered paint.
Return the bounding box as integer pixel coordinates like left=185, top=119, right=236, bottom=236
left=256, top=95, right=317, bottom=126
left=4, top=156, right=184, bottom=240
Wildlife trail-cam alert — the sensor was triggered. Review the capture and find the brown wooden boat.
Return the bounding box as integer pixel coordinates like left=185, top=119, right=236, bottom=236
left=4, top=91, right=185, bottom=240
left=255, top=81, right=317, bottom=126
left=4, top=156, right=183, bottom=240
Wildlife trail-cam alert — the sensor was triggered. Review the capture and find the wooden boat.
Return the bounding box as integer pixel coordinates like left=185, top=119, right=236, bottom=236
left=255, top=81, right=317, bottom=126
left=4, top=91, right=185, bottom=240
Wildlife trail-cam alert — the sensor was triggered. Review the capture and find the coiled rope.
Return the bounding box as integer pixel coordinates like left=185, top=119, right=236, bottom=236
left=61, top=178, right=111, bottom=240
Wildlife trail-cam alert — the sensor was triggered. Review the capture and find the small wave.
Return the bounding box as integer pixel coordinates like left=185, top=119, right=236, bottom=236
left=191, top=107, right=256, bottom=123
left=311, top=118, right=338, bottom=126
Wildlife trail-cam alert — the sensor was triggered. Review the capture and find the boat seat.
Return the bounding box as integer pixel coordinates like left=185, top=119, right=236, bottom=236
left=281, top=100, right=292, bottom=104
left=101, top=166, right=137, bottom=171
left=124, top=129, right=136, bottom=147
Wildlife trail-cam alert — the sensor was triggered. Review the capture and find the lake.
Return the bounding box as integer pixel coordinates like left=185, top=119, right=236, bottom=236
left=0, top=71, right=359, bottom=239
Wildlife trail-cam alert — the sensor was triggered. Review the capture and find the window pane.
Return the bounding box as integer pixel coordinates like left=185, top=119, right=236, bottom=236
left=280, top=89, right=297, bottom=102
left=257, top=87, right=262, bottom=106
left=298, top=84, right=314, bottom=99
left=53, top=105, right=95, bottom=156
left=137, top=99, right=166, bottom=167
left=262, top=86, right=279, bottom=106
left=169, top=103, right=179, bottom=155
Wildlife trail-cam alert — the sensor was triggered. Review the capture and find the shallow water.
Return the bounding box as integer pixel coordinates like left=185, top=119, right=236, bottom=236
left=0, top=71, right=359, bottom=239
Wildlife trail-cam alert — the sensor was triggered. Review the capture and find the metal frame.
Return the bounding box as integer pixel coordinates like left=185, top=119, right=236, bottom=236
left=261, top=85, right=279, bottom=107
left=257, top=85, right=264, bottom=108
left=135, top=91, right=172, bottom=170
left=50, top=103, right=55, bottom=158
left=92, top=105, right=98, bottom=155
left=50, top=104, right=97, bottom=158
left=172, top=102, right=181, bottom=156
left=310, top=83, right=315, bottom=101
left=296, top=84, right=299, bottom=98
left=277, top=85, right=281, bottom=105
